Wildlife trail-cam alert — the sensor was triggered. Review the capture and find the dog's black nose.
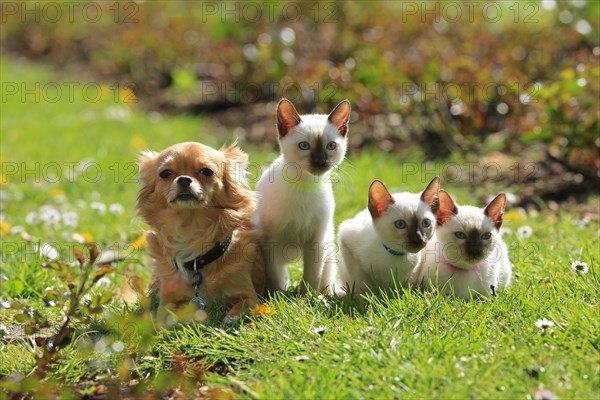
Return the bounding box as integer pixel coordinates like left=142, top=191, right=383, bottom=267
left=177, top=176, right=192, bottom=187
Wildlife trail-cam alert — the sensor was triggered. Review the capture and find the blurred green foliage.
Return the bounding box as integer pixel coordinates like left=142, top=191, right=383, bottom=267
left=1, top=0, right=598, bottom=168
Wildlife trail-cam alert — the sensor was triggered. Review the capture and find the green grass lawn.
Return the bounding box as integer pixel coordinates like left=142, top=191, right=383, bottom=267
left=0, top=58, right=598, bottom=399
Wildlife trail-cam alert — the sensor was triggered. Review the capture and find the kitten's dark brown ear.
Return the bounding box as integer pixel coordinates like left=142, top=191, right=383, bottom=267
left=368, top=180, right=394, bottom=218
left=484, top=193, right=506, bottom=230
left=277, top=98, right=302, bottom=137
left=327, top=99, right=351, bottom=137
left=437, top=190, right=457, bottom=225
left=421, top=176, right=440, bottom=214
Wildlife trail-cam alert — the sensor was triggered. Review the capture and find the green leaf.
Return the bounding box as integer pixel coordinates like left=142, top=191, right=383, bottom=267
left=43, top=289, right=62, bottom=303
left=15, top=313, right=31, bottom=323
left=23, top=324, right=39, bottom=335
left=92, top=265, right=115, bottom=284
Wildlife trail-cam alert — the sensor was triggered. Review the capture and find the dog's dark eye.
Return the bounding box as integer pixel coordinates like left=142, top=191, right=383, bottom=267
left=199, top=168, right=214, bottom=177
left=159, top=169, right=172, bottom=179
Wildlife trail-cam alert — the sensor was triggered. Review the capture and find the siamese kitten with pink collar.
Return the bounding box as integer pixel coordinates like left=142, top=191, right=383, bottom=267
left=336, top=177, right=440, bottom=294
left=253, top=98, right=351, bottom=293
left=411, top=190, right=512, bottom=300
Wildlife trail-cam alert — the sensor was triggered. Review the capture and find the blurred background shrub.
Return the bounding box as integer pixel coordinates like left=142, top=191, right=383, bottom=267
left=1, top=0, right=598, bottom=200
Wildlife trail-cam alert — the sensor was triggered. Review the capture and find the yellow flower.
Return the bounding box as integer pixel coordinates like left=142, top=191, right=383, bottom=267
left=0, top=173, right=6, bottom=186
left=49, top=188, right=64, bottom=198
left=79, top=232, right=94, bottom=243
left=504, top=210, right=525, bottom=222
left=129, top=235, right=146, bottom=250
left=131, top=136, right=146, bottom=150
left=0, top=220, right=11, bottom=236
left=250, top=303, right=276, bottom=318
left=118, top=87, right=137, bottom=104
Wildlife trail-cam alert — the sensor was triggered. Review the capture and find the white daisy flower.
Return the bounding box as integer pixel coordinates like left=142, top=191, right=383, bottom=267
left=0, top=190, right=9, bottom=203
left=62, top=211, right=79, bottom=228
left=90, top=202, right=106, bottom=214
left=517, top=225, right=533, bottom=238
left=39, top=205, right=61, bottom=226
left=534, top=318, right=554, bottom=331
left=499, top=227, right=513, bottom=237
left=72, top=233, right=86, bottom=243
left=570, top=260, right=589, bottom=275
left=10, top=225, right=24, bottom=234
left=104, top=106, right=131, bottom=121
left=96, top=277, right=111, bottom=288
left=312, top=326, right=328, bottom=336
left=38, top=243, right=60, bottom=260
left=109, top=203, right=125, bottom=216
left=25, top=211, right=38, bottom=225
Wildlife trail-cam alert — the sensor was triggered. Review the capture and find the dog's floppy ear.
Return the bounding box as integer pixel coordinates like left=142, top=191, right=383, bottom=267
left=220, top=141, right=248, bottom=164
left=137, top=150, right=159, bottom=208
left=219, top=142, right=256, bottom=213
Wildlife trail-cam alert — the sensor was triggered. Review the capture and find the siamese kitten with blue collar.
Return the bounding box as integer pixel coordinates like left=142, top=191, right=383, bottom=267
left=336, top=177, right=440, bottom=294
left=253, top=98, right=351, bottom=293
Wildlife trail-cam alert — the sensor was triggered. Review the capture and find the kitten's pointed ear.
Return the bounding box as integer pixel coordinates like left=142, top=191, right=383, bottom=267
left=276, top=98, right=302, bottom=137
left=437, top=190, right=457, bottom=225
left=327, top=99, right=351, bottom=137
left=484, top=193, right=506, bottom=230
left=421, top=176, right=440, bottom=214
left=368, top=180, right=394, bottom=218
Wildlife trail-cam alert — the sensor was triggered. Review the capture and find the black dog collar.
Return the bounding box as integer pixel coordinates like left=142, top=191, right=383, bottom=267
left=174, top=235, right=233, bottom=272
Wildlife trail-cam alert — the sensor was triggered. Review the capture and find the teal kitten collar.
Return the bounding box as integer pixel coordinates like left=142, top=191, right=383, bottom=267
left=381, top=242, right=406, bottom=257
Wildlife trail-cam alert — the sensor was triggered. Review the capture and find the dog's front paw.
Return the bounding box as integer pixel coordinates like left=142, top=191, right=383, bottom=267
left=223, top=315, right=240, bottom=324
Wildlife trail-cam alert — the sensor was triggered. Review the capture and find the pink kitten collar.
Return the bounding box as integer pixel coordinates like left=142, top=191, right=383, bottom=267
left=440, top=257, right=482, bottom=280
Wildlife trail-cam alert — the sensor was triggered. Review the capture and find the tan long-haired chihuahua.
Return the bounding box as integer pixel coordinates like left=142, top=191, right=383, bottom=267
left=137, top=141, right=266, bottom=325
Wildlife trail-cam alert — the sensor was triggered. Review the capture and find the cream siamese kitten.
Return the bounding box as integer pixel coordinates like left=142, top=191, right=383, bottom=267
left=253, top=98, right=351, bottom=293
left=412, top=191, right=512, bottom=300
left=336, top=177, right=440, bottom=294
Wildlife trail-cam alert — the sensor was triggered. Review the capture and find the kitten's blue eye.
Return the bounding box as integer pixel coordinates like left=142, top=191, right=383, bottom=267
left=394, top=220, right=407, bottom=229
left=454, top=232, right=466, bottom=239
left=481, top=232, right=492, bottom=240
left=326, top=141, right=337, bottom=150
left=421, top=219, right=431, bottom=228
left=298, top=142, right=310, bottom=150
